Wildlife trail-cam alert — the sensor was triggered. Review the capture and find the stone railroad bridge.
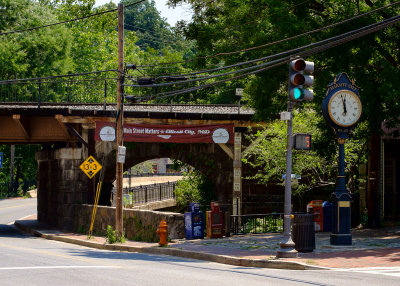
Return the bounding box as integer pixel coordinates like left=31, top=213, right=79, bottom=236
left=0, top=103, right=267, bottom=230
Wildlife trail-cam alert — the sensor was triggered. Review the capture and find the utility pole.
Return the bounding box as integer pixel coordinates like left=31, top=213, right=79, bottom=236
left=115, top=3, right=124, bottom=238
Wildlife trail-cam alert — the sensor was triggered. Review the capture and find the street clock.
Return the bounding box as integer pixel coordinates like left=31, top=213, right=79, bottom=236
left=322, top=73, right=362, bottom=134
left=327, top=90, right=362, bottom=128
left=321, top=72, right=362, bottom=246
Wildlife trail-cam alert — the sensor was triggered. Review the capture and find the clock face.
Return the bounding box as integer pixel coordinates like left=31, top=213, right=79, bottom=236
left=99, top=126, right=116, bottom=141
left=328, top=90, right=362, bottom=127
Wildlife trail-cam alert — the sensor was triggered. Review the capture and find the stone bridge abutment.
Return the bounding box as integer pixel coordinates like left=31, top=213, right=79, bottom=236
left=36, top=140, right=239, bottom=230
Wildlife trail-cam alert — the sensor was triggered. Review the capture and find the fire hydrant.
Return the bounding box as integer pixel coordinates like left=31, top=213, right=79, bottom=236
left=156, top=219, right=168, bottom=246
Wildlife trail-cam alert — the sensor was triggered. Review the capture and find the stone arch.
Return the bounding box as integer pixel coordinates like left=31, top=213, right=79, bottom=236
left=96, top=142, right=234, bottom=206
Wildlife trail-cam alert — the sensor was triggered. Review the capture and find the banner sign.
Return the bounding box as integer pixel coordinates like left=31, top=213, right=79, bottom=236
left=95, top=122, right=234, bottom=144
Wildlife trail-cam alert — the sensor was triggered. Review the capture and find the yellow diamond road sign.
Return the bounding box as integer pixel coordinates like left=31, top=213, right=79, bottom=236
left=80, top=156, right=102, bottom=179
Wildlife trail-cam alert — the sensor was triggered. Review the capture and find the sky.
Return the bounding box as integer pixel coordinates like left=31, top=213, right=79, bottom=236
left=94, top=0, right=192, bottom=26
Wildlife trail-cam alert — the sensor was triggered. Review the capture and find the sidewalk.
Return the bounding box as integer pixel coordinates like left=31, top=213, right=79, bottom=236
left=14, top=215, right=400, bottom=270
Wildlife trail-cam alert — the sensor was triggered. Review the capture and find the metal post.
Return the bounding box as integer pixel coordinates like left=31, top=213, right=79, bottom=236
left=38, top=79, right=41, bottom=108
left=128, top=167, right=131, bottom=190
left=330, top=137, right=352, bottom=245
left=9, top=145, right=15, bottom=196
left=104, top=79, right=107, bottom=110
left=276, top=101, right=298, bottom=258
left=232, top=132, right=242, bottom=223
left=115, top=3, right=124, bottom=238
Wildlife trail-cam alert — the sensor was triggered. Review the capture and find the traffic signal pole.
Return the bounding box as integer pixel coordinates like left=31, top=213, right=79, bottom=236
left=276, top=58, right=314, bottom=258
left=115, top=3, right=124, bottom=238
left=276, top=100, right=298, bottom=258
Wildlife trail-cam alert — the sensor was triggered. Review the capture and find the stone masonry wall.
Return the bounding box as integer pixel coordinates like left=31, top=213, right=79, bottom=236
left=73, top=204, right=184, bottom=242
left=36, top=148, right=88, bottom=229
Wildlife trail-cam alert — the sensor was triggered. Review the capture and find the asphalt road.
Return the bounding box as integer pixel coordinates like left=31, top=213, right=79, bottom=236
left=0, top=198, right=399, bottom=286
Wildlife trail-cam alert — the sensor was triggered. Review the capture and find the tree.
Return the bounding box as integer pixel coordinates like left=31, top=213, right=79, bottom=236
left=243, top=108, right=368, bottom=199
left=168, top=0, right=400, bottom=127
left=0, top=0, right=73, bottom=80
left=168, top=1, right=400, bottom=206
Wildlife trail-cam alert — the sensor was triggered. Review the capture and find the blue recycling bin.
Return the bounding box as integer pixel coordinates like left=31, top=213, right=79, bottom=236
left=323, top=201, right=333, bottom=232
left=184, top=202, right=204, bottom=240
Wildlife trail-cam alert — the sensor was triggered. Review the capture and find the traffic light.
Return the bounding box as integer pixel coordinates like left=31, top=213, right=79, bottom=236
left=289, top=58, right=314, bottom=101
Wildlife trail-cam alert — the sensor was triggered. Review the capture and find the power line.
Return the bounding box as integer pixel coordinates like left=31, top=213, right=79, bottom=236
left=125, top=13, right=400, bottom=89
left=0, top=69, right=117, bottom=84
left=128, top=14, right=400, bottom=102
left=135, top=1, right=400, bottom=68
left=0, top=0, right=146, bottom=36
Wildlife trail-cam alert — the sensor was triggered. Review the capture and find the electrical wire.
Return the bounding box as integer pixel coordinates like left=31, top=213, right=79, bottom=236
left=124, top=13, right=400, bottom=89
left=0, top=0, right=146, bottom=36
left=128, top=14, right=400, bottom=102
left=135, top=1, right=400, bottom=68
left=0, top=69, right=117, bottom=84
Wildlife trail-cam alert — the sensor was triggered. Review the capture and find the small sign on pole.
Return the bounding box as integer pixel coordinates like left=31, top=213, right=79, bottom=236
left=0, top=152, right=3, bottom=168
left=235, top=88, right=244, bottom=97
left=80, top=156, right=102, bottom=179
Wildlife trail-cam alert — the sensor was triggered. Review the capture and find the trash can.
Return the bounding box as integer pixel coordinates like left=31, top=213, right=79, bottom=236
left=323, top=201, right=333, bottom=232
left=291, top=214, right=315, bottom=252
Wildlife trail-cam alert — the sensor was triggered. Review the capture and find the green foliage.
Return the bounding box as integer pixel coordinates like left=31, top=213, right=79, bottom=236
left=124, top=216, right=157, bottom=242
left=105, top=225, right=126, bottom=244
left=130, top=160, right=155, bottom=174
left=0, top=0, right=73, bottom=80
left=123, top=192, right=135, bottom=208
left=0, top=145, right=40, bottom=196
left=174, top=171, right=202, bottom=206
left=244, top=216, right=283, bottom=233
left=174, top=169, right=216, bottom=207
left=105, top=225, right=117, bottom=244
left=243, top=108, right=367, bottom=197
left=170, top=0, right=400, bottom=140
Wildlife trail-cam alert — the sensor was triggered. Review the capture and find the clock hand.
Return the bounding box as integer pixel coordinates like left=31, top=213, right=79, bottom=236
left=342, top=96, right=347, bottom=115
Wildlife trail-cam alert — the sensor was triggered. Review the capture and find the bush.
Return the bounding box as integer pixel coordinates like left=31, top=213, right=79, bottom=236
left=106, top=225, right=117, bottom=244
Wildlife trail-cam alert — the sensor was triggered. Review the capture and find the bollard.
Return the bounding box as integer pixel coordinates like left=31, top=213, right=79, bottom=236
left=156, top=219, right=168, bottom=246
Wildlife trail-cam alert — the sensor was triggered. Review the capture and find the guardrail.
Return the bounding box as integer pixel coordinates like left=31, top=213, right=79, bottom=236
left=0, top=72, right=118, bottom=107
left=123, top=173, right=182, bottom=178
left=112, top=181, right=177, bottom=207
left=231, top=213, right=284, bottom=234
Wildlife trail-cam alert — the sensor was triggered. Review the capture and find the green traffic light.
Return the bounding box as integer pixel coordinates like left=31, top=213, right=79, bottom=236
left=293, top=87, right=304, bottom=100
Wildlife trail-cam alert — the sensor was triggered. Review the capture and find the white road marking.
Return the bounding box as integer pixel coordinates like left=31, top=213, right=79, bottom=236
left=0, top=202, right=36, bottom=210
left=7, top=213, right=36, bottom=225
left=0, top=266, right=118, bottom=270
left=336, top=267, right=400, bottom=277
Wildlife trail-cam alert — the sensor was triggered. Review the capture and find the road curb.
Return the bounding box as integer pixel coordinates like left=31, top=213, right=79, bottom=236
left=14, top=220, right=323, bottom=271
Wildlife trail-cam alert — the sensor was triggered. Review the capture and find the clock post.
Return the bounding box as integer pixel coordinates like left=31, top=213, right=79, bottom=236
left=322, top=73, right=362, bottom=246
left=331, top=134, right=352, bottom=245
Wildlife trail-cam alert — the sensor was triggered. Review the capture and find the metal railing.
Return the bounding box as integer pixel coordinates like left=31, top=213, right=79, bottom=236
left=0, top=73, right=118, bottom=107
left=231, top=213, right=284, bottom=234
left=123, top=172, right=182, bottom=178
left=113, top=181, right=177, bottom=207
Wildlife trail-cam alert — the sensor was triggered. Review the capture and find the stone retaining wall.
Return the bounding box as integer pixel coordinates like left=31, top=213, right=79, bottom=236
left=73, top=204, right=184, bottom=242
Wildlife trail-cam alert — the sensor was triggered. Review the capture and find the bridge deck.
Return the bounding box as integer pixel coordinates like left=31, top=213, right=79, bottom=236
left=0, top=103, right=259, bottom=144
